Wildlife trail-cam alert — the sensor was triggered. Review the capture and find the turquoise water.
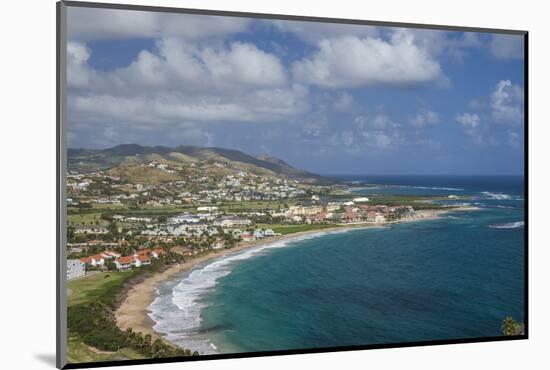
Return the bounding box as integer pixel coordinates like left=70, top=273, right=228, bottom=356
left=149, top=176, right=525, bottom=354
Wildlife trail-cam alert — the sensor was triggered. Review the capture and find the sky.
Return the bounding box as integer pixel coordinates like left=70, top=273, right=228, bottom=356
left=66, top=7, right=525, bottom=175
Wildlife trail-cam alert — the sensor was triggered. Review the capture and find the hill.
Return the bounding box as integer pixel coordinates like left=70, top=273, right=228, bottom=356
left=68, top=144, right=331, bottom=184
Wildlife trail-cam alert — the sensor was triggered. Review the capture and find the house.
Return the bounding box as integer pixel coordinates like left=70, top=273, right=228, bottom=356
left=264, top=229, right=275, bottom=237
left=115, top=255, right=134, bottom=270
left=212, top=240, right=225, bottom=250
left=374, top=214, right=386, bottom=223
left=309, top=212, right=328, bottom=223
left=101, top=250, right=121, bottom=259
left=135, top=254, right=151, bottom=267
left=353, top=197, right=370, bottom=203
left=79, top=254, right=104, bottom=266
left=151, top=248, right=166, bottom=258
left=67, top=259, right=85, bottom=280
left=343, top=210, right=360, bottom=223
left=240, top=233, right=255, bottom=242
left=253, top=230, right=265, bottom=239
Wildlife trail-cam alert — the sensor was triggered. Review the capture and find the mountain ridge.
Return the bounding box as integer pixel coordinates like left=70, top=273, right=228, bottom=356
left=68, top=144, right=330, bottom=184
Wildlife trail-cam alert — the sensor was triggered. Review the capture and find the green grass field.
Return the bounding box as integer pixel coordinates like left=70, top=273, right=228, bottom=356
left=67, top=271, right=147, bottom=363
left=67, top=335, right=144, bottom=364
left=67, top=271, right=138, bottom=307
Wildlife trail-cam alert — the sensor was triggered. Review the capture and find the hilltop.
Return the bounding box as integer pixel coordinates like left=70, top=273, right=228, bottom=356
left=68, top=144, right=331, bottom=185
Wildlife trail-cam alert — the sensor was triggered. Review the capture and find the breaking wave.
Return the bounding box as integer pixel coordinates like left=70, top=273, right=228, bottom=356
left=148, top=229, right=355, bottom=354
left=480, top=191, right=523, bottom=201
left=489, top=221, right=524, bottom=229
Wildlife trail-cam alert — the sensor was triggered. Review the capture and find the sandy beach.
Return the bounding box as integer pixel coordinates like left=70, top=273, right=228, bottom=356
left=115, top=206, right=479, bottom=345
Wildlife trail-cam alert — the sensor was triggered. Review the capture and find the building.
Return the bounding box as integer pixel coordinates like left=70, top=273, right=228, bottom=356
left=135, top=255, right=151, bottom=267
left=288, top=205, right=324, bottom=216
left=374, top=214, right=386, bottom=223
left=79, top=254, right=105, bottom=266
left=151, top=248, right=166, bottom=258
left=67, top=259, right=85, bottom=280
left=212, top=240, right=225, bottom=250
left=115, top=255, right=134, bottom=270
left=197, top=206, right=218, bottom=212
left=215, top=217, right=252, bottom=228
left=343, top=210, right=361, bottom=223
left=325, top=203, right=341, bottom=212
left=74, top=226, right=108, bottom=235
left=353, top=197, right=370, bottom=203
left=253, top=230, right=265, bottom=239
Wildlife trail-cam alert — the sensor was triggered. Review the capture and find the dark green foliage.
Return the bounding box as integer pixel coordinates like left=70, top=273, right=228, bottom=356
left=67, top=303, right=126, bottom=351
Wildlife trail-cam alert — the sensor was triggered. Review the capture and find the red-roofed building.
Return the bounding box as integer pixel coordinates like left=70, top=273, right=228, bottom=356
left=152, top=248, right=166, bottom=258
left=343, top=210, right=360, bottom=223
left=79, top=256, right=92, bottom=264
left=135, top=254, right=151, bottom=267
left=80, top=254, right=104, bottom=266
left=115, top=255, right=135, bottom=270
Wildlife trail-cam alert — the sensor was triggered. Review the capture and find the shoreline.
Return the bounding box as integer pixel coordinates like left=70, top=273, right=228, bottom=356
left=114, top=205, right=479, bottom=347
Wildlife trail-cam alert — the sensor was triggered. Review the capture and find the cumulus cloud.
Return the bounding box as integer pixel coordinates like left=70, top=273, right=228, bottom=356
left=456, top=112, right=480, bottom=129
left=67, top=38, right=309, bottom=127
left=490, top=34, right=524, bottom=60
left=455, top=79, right=524, bottom=146
left=68, top=7, right=249, bottom=41
left=409, top=109, right=439, bottom=127
left=292, top=30, right=442, bottom=88
left=490, top=80, right=524, bottom=125
left=270, top=19, right=378, bottom=45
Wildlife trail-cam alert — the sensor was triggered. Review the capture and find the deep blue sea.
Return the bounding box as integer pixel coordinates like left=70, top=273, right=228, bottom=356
left=148, top=176, right=525, bottom=354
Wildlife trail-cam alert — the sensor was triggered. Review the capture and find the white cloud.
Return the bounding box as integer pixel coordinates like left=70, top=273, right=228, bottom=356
left=490, top=34, right=524, bottom=60
left=292, top=30, right=442, bottom=88
left=409, top=109, right=439, bottom=127
left=490, top=80, right=524, bottom=125
left=68, top=7, right=249, bottom=41
left=67, top=41, right=94, bottom=88
left=270, top=19, right=378, bottom=45
left=67, top=38, right=309, bottom=126
left=353, top=113, right=403, bottom=150
left=456, top=113, right=480, bottom=128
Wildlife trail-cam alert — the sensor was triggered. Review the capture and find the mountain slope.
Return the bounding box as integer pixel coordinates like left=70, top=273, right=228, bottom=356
left=68, top=144, right=329, bottom=184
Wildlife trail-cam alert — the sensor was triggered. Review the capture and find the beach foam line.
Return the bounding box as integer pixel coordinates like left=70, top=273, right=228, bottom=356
left=147, top=227, right=366, bottom=354
left=480, top=191, right=523, bottom=201
left=488, top=221, right=524, bottom=229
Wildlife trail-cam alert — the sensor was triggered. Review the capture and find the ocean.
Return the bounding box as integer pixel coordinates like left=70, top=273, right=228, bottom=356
left=148, top=175, right=525, bottom=354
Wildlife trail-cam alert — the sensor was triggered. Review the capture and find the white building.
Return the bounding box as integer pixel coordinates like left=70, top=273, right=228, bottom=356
left=67, top=260, right=85, bottom=280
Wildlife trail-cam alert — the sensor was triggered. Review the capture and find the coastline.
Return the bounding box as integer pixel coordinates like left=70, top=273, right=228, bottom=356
left=114, top=205, right=479, bottom=347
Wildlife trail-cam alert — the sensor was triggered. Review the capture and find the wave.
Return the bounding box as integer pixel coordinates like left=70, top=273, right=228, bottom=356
left=397, top=185, right=464, bottom=191
left=480, top=191, right=523, bottom=201
left=148, top=229, right=355, bottom=354
left=489, top=221, right=524, bottom=229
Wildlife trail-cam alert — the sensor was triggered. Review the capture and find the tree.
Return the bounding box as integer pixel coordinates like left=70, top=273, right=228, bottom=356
left=502, top=316, right=525, bottom=336
left=105, top=260, right=117, bottom=271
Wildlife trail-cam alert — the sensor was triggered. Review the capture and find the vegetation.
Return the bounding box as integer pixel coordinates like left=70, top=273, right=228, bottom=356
left=501, top=317, right=525, bottom=336
left=67, top=267, right=197, bottom=363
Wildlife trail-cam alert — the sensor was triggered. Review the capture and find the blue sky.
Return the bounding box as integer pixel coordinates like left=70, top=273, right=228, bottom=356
left=66, top=7, right=525, bottom=175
